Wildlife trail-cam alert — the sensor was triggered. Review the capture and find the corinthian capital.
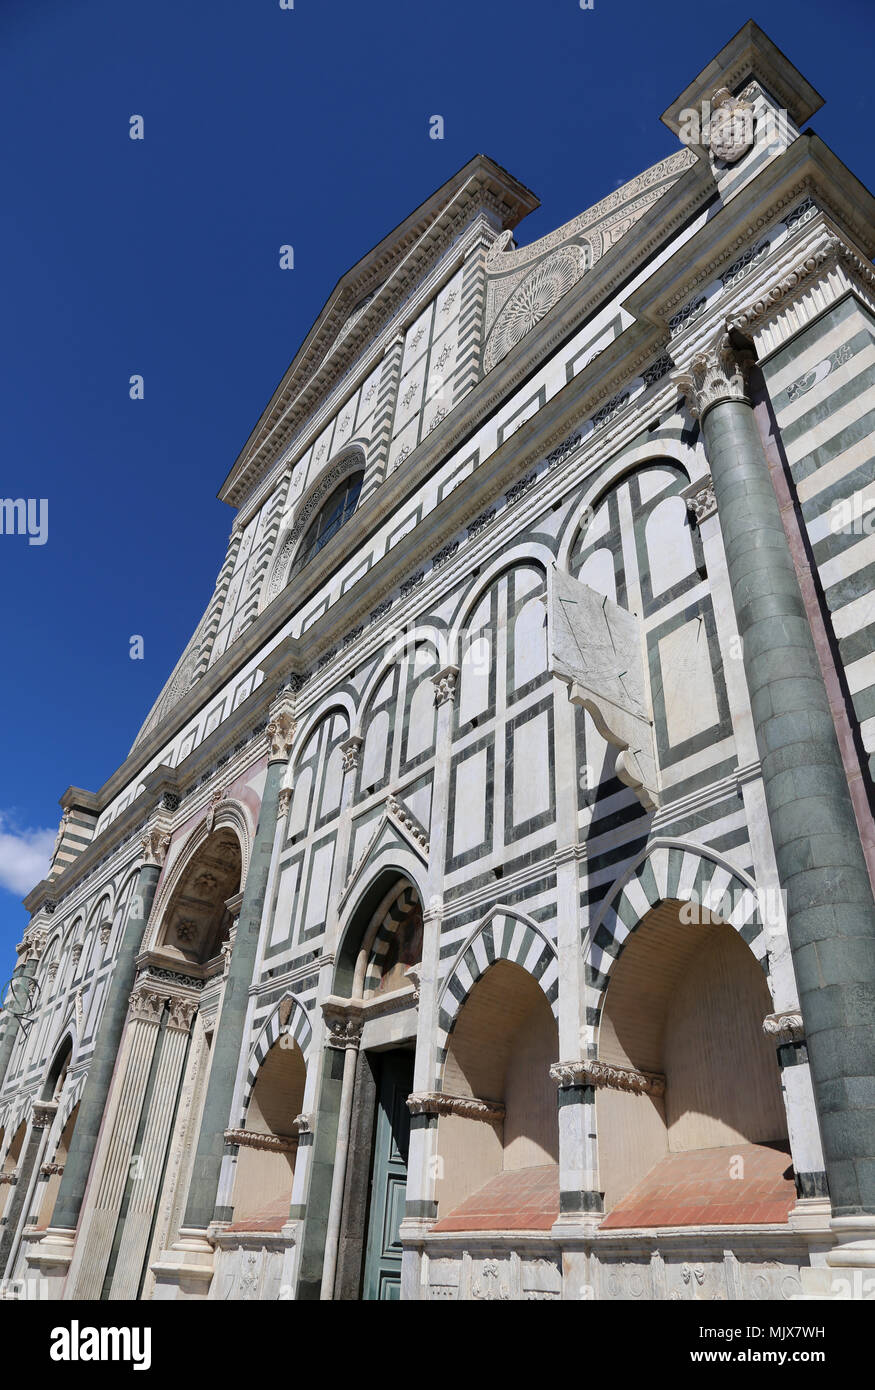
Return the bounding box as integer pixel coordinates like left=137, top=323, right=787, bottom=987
left=673, top=329, right=755, bottom=422
left=141, top=823, right=172, bottom=868
left=267, top=702, right=296, bottom=762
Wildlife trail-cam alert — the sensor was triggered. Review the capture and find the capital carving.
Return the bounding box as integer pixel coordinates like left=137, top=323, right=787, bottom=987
left=0, top=1172, right=18, bottom=1186
left=432, top=665, right=460, bottom=706
left=31, top=1101, right=58, bottom=1130
left=128, top=983, right=166, bottom=1025
left=549, top=1059, right=665, bottom=1097
left=40, top=1162, right=64, bottom=1178
left=167, top=995, right=199, bottom=1033
left=141, top=824, right=172, bottom=868
left=20, top=928, right=49, bottom=964
left=673, top=330, right=755, bottom=422
left=340, top=735, right=363, bottom=773
left=267, top=706, right=296, bottom=762
left=406, top=1091, right=505, bottom=1124
left=293, top=1112, right=314, bottom=1135
left=323, top=1015, right=363, bottom=1051
left=763, top=1010, right=805, bottom=1045
left=683, top=477, right=717, bottom=524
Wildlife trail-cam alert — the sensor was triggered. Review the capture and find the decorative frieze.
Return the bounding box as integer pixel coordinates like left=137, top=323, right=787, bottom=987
left=506, top=472, right=537, bottom=506
left=386, top=793, right=430, bottom=851
left=370, top=598, right=393, bottom=625
left=550, top=1059, right=666, bottom=1097
left=400, top=571, right=425, bottom=600
left=224, top=1127, right=298, bottom=1154
left=406, top=1091, right=505, bottom=1124
left=592, top=390, right=631, bottom=430
left=545, top=431, right=582, bottom=469
left=467, top=508, right=496, bottom=538
left=432, top=540, right=459, bottom=570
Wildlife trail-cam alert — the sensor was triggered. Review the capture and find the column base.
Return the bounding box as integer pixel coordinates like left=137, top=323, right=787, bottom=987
left=148, top=1227, right=216, bottom=1300
left=19, top=1225, right=76, bottom=1298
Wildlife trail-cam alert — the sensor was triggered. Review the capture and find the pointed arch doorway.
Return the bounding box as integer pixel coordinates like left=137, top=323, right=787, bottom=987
left=328, top=875, right=423, bottom=1300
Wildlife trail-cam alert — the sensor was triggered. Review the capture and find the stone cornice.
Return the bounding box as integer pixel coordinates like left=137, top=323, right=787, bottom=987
left=223, top=1126, right=299, bottom=1154
left=550, top=1060, right=666, bottom=1097
left=406, top=1091, right=505, bottom=1124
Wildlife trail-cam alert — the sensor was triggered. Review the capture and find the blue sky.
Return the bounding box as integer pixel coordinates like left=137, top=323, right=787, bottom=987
left=0, top=0, right=872, bottom=980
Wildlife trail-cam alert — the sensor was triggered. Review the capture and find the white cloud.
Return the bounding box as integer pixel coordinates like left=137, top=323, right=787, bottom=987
left=0, top=814, right=55, bottom=897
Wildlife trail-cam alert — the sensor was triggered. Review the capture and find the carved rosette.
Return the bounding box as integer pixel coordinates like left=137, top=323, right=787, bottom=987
left=673, top=331, right=755, bottom=422
left=267, top=706, right=296, bottom=763
left=550, top=1059, right=666, bottom=1097
left=763, top=1010, right=805, bottom=1045
left=141, top=824, right=172, bottom=868
left=340, top=735, right=363, bottom=773
left=406, top=1091, right=505, bottom=1124
left=432, top=665, right=460, bottom=707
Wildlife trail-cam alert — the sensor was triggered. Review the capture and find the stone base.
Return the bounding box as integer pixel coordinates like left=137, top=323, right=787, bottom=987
left=209, top=1224, right=298, bottom=1300
left=149, top=1228, right=216, bottom=1300
left=16, top=1225, right=76, bottom=1299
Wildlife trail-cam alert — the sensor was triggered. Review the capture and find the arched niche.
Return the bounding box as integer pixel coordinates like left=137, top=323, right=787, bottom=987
left=230, top=1031, right=307, bottom=1230
left=155, top=829, right=242, bottom=966
left=596, top=899, right=791, bottom=1224
left=432, top=959, right=559, bottom=1226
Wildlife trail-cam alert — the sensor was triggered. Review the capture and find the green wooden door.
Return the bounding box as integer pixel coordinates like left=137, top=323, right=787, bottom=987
left=362, top=1051, right=414, bottom=1300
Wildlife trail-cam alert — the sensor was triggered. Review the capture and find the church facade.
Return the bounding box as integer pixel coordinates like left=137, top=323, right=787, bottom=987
left=1, top=21, right=874, bottom=1302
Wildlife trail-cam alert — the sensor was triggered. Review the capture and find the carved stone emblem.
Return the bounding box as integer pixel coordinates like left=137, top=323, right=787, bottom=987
left=707, top=88, right=755, bottom=165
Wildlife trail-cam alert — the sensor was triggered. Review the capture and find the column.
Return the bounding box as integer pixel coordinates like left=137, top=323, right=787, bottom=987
left=181, top=699, right=296, bottom=1232
left=291, top=733, right=362, bottom=1300
left=0, top=936, right=42, bottom=1093
left=41, top=820, right=169, bottom=1278
left=0, top=1101, right=56, bottom=1280
left=317, top=1004, right=363, bottom=1299
left=399, top=664, right=457, bottom=1299
left=676, top=329, right=875, bottom=1258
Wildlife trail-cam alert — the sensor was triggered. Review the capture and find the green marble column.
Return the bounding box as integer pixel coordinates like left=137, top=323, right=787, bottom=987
left=678, top=332, right=875, bottom=1221
left=51, top=834, right=168, bottom=1234
left=0, top=951, right=38, bottom=1093
left=182, top=707, right=295, bottom=1230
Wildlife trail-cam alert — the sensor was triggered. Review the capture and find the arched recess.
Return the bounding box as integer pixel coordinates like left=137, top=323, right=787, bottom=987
left=229, top=1014, right=308, bottom=1229
left=240, top=994, right=313, bottom=1121
left=584, top=840, right=768, bottom=1030
left=435, top=908, right=560, bottom=1087
left=362, top=883, right=423, bottom=997
left=447, top=544, right=555, bottom=653
left=334, top=867, right=428, bottom=1000
left=146, top=799, right=252, bottom=957
left=430, top=917, right=561, bottom=1227
left=0, top=1122, right=27, bottom=1221
left=152, top=827, right=243, bottom=967
left=262, top=447, right=366, bottom=609
left=586, top=843, right=793, bottom=1226
left=35, top=1043, right=84, bottom=1233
